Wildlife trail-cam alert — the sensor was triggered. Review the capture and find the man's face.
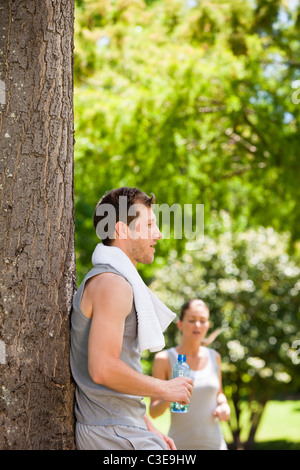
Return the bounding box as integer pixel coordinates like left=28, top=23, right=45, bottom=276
left=126, top=203, right=162, bottom=264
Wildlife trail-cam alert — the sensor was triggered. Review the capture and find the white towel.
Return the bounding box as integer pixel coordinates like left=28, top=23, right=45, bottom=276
left=91, top=243, right=177, bottom=353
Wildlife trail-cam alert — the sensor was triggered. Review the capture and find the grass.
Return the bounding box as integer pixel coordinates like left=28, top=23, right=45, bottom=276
left=253, top=399, right=300, bottom=450
left=143, top=398, right=300, bottom=450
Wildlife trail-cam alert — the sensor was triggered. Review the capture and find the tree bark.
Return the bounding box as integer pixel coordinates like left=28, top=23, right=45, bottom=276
left=0, top=0, right=76, bottom=449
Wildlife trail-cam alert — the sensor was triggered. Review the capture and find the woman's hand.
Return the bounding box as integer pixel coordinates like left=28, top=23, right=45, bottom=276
left=213, top=402, right=231, bottom=421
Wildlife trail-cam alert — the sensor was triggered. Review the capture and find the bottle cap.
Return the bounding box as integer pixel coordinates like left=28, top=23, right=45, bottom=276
left=178, top=354, right=186, bottom=362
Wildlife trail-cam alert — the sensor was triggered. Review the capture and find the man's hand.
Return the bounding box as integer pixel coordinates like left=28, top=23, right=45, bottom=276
left=150, top=426, right=177, bottom=451
left=161, top=377, right=194, bottom=405
left=144, top=414, right=176, bottom=450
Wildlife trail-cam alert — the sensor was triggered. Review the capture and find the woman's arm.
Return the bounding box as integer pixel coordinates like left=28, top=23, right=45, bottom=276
left=213, top=351, right=231, bottom=421
left=149, top=352, right=172, bottom=418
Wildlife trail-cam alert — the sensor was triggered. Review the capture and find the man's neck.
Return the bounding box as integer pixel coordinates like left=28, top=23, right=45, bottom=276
left=111, top=241, right=138, bottom=267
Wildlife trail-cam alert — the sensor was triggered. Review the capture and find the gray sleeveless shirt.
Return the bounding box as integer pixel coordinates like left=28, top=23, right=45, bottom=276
left=70, top=263, right=147, bottom=429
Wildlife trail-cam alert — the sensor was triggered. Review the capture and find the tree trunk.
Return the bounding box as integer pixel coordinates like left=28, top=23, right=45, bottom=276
left=245, top=400, right=267, bottom=450
left=0, top=0, right=76, bottom=449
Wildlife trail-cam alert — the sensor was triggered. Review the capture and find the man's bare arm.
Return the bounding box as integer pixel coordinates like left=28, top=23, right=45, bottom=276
left=87, top=273, right=193, bottom=403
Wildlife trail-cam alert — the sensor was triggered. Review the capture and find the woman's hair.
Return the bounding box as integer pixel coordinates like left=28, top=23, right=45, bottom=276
left=180, top=299, right=209, bottom=320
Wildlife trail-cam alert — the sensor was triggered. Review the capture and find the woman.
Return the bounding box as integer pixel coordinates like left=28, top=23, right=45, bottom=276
left=150, top=299, right=230, bottom=450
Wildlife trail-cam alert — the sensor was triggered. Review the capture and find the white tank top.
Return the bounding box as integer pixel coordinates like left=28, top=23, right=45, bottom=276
left=167, top=347, right=227, bottom=450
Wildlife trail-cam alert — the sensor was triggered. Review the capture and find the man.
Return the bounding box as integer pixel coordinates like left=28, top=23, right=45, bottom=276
left=70, top=187, right=193, bottom=450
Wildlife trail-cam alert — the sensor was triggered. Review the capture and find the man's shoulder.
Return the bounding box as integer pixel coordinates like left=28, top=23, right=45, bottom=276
left=86, top=271, right=132, bottom=297
left=84, top=272, right=133, bottom=319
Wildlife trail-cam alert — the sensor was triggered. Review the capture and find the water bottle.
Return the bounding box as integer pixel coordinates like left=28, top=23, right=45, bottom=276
left=171, top=354, right=191, bottom=413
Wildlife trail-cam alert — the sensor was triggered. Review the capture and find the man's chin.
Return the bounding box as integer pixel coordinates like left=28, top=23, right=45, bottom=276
left=137, top=254, right=154, bottom=265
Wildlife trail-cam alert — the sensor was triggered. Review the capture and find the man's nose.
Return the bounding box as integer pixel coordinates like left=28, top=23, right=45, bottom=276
left=153, top=225, right=162, bottom=240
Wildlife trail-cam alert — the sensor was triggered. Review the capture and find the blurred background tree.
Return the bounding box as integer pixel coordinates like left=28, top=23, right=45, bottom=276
left=74, top=0, right=300, bottom=281
left=73, top=0, right=300, bottom=449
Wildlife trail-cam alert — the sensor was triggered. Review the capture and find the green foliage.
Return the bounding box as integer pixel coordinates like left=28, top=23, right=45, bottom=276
left=74, top=0, right=300, bottom=283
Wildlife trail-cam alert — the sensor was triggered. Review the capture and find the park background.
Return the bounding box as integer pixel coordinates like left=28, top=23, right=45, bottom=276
left=73, top=0, right=300, bottom=450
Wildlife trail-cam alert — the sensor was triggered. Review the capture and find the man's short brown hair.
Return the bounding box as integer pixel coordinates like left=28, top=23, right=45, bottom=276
left=93, top=187, right=155, bottom=245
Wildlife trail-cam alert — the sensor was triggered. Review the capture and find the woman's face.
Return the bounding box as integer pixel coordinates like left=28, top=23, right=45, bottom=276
left=178, top=302, right=210, bottom=342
